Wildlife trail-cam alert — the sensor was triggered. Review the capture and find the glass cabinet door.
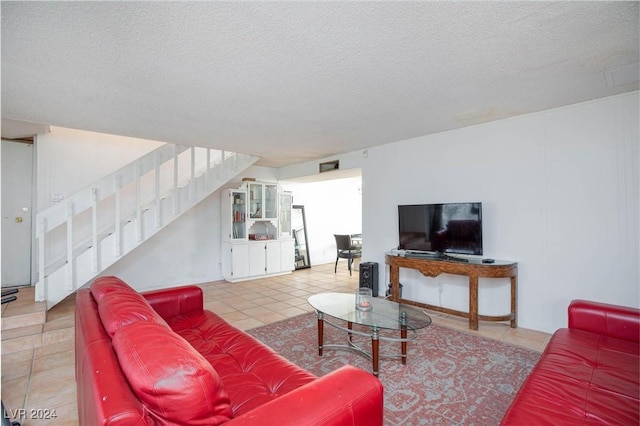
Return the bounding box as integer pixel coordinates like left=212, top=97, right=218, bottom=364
left=230, top=191, right=247, bottom=239
left=264, top=184, right=278, bottom=219
left=249, top=183, right=263, bottom=219
left=279, top=192, right=292, bottom=237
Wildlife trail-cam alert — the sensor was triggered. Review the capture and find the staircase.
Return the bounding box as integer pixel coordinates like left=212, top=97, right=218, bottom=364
left=35, top=143, right=259, bottom=309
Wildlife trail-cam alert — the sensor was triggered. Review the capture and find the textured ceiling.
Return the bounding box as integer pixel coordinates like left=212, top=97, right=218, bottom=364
left=2, top=2, right=638, bottom=167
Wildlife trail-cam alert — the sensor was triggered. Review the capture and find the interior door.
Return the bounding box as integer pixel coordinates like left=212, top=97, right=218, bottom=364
left=1, top=140, right=34, bottom=287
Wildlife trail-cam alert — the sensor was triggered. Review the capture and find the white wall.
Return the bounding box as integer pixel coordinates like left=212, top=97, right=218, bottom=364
left=281, top=176, right=362, bottom=265
left=36, top=126, right=163, bottom=211
left=362, top=92, right=639, bottom=334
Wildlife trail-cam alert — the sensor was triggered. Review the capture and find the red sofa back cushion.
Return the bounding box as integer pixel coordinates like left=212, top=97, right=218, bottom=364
left=113, top=320, right=233, bottom=425
left=91, top=276, right=169, bottom=337
left=569, top=299, right=640, bottom=342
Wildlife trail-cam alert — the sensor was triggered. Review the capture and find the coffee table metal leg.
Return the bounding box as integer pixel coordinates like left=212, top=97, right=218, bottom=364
left=400, top=311, right=408, bottom=365
left=347, top=321, right=353, bottom=343
left=317, top=311, right=324, bottom=356
left=371, top=326, right=379, bottom=377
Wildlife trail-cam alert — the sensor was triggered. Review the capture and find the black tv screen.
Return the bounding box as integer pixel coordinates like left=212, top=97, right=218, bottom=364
left=398, top=202, right=483, bottom=255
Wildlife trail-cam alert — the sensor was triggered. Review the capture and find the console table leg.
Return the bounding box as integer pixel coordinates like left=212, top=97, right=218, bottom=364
left=510, top=276, right=517, bottom=328
left=400, top=311, right=407, bottom=365
left=469, top=276, right=479, bottom=330
left=390, top=266, right=400, bottom=302
left=317, top=312, right=324, bottom=356
left=371, top=326, right=380, bottom=377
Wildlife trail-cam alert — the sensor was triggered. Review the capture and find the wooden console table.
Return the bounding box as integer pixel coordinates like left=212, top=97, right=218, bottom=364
left=385, top=253, right=517, bottom=330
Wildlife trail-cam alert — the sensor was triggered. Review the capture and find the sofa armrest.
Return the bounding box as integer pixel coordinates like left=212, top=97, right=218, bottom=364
left=568, top=299, right=640, bottom=342
left=142, top=285, right=204, bottom=320
left=225, top=366, right=383, bottom=426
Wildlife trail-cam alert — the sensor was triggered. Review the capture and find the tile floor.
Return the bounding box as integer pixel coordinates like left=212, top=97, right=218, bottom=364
left=1, top=262, right=551, bottom=425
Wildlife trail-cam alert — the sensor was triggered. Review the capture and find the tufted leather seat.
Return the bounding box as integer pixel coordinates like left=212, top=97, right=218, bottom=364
left=167, top=309, right=316, bottom=416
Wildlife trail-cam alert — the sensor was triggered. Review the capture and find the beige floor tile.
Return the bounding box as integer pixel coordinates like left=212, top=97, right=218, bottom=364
left=1, top=356, right=33, bottom=382
left=255, top=288, right=282, bottom=297
left=279, top=306, right=307, bottom=318
left=1, top=323, right=44, bottom=340
left=26, top=365, right=76, bottom=409
left=42, top=327, right=74, bottom=345
left=229, top=317, right=265, bottom=331
left=34, top=340, right=74, bottom=359
left=43, top=315, right=74, bottom=332
left=253, top=311, right=288, bottom=324
left=262, top=301, right=292, bottom=312
left=46, top=305, right=75, bottom=323
left=21, top=400, right=78, bottom=426
left=227, top=299, right=260, bottom=311
left=280, top=296, right=306, bottom=306
left=242, top=305, right=276, bottom=317
left=1, top=347, right=33, bottom=364
left=2, top=333, right=42, bottom=354
left=1, top=374, right=29, bottom=411
left=204, top=300, right=240, bottom=314
left=218, top=310, right=249, bottom=322
left=503, top=327, right=552, bottom=351
left=1, top=312, right=47, bottom=331
left=32, top=348, right=74, bottom=374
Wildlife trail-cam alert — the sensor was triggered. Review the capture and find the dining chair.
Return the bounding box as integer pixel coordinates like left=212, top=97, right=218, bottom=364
left=333, top=234, right=362, bottom=276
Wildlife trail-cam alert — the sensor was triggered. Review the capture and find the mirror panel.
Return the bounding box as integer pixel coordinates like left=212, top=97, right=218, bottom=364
left=292, top=205, right=311, bottom=270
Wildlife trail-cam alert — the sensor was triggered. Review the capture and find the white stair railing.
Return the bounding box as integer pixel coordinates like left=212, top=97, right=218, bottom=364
left=35, top=143, right=258, bottom=308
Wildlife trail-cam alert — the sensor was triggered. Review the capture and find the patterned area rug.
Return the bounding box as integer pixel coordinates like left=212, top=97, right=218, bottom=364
left=247, top=312, right=540, bottom=426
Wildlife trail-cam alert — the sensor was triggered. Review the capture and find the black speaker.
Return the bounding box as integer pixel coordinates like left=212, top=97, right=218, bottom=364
left=359, top=262, right=379, bottom=297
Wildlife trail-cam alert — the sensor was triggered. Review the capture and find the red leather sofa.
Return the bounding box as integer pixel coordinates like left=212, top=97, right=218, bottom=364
left=501, top=300, right=639, bottom=425
left=75, top=276, right=384, bottom=425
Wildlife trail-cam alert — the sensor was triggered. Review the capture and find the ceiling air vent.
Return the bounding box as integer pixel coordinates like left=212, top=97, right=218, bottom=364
left=319, top=160, right=339, bottom=173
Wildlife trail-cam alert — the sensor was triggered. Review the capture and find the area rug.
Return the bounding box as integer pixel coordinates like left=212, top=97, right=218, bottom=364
left=247, top=312, right=540, bottom=426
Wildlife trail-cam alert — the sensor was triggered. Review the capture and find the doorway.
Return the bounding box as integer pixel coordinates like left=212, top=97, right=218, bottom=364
left=1, top=139, right=34, bottom=287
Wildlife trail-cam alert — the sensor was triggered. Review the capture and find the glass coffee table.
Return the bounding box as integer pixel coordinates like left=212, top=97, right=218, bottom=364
left=308, top=292, right=432, bottom=376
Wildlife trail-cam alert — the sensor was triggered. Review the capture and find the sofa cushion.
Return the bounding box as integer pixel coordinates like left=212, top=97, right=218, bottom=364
left=166, top=310, right=317, bottom=416
left=91, top=276, right=169, bottom=337
left=113, top=322, right=232, bottom=426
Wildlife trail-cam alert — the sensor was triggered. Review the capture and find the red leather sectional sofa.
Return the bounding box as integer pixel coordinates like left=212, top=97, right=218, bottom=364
left=501, top=300, right=639, bottom=425
left=75, top=276, right=383, bottom=425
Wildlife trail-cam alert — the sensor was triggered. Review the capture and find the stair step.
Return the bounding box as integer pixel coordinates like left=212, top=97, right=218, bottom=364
left=0, top=324, right=74, bottom=355
left=1, top=324, right=44, bottom=354
left=1, top=289, right=74, bottom=354
left=1, top=286, right=47, bottom=331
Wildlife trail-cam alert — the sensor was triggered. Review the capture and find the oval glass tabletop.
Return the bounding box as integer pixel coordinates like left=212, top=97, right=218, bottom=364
left=308, top=292, right=432, bottom=330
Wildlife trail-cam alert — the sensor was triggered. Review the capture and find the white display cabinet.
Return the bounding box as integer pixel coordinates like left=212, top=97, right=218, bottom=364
left=221, top=182, right=295, bottom=282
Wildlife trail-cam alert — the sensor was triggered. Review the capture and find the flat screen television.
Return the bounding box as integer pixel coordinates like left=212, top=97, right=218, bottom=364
left=398, top=202, right=483, bottom=255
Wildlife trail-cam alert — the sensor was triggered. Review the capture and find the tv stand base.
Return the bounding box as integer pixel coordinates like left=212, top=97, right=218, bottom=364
left=385, top=254, right=517, bottom=330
